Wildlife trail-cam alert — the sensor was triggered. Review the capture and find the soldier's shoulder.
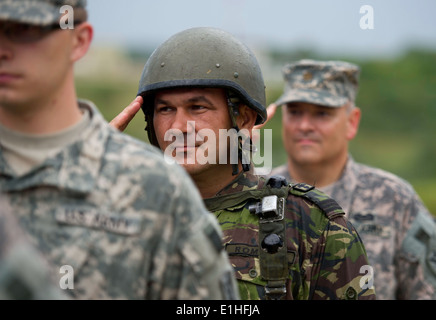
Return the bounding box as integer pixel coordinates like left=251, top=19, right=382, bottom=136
left=101, top=127, right=201, bottom=211
left=287, top=182, right=345, bottom=220
left=104, top=127, right=187, bottom=179
left=106, top=126, right=164, bottom=159
left=352, top=161, right=418, bottom=197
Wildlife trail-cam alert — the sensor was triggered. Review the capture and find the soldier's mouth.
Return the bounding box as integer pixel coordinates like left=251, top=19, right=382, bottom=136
left=0, top=72, right=21, bottom=84
left=296, top=138, right=318, bottom=145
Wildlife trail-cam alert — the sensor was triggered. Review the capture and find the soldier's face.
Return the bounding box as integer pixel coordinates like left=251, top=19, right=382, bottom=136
left=282, top=102, right=360, bottom=167
left=153, top=87, right=235, bottom=178
left=0, top=21, right=84, bottom=112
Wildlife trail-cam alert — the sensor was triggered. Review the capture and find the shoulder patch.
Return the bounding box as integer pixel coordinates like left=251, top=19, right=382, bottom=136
left=290, top=183, right=345, bottom=220
left=292, top=182, right=315, bottom=193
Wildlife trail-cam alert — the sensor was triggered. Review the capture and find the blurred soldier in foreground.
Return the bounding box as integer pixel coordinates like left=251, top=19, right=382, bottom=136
left=269, top=59, right=436, bottom=299
left=0, top=196, right=67, bottom=300
left=0, top=0, right=237, bottom=299
left=112, top=27, right=376, bottom=300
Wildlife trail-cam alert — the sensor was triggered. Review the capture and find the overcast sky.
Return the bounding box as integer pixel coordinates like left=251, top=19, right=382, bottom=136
left=86, top=0, right=436, bottom=58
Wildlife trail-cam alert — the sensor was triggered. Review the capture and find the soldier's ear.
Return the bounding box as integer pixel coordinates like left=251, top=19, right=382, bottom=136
left=70, top=22, right=93, bottom=63
left=346, top=106, right=361, bottom=140
left=236, top=104, right=257, bottom=130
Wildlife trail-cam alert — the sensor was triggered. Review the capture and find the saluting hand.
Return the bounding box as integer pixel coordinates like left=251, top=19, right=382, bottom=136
left=109, top=96, right=143, bottom=132
left=252, top=103, right=278, bottom=143
left=254, top=103, right=278, bottom=130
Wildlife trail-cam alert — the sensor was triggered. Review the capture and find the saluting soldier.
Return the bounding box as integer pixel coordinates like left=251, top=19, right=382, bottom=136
left=113, top=27, right=376, bottom=300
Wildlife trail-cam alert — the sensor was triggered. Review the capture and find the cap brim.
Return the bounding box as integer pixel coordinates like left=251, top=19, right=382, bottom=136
left=0, top=1, right=61, bottom=26
left=275, top=88, right=348, bottom=108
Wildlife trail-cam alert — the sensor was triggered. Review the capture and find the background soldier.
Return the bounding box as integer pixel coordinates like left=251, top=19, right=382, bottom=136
left=113, top=27, right=376, bottom=300
left=270, top=59, right=436, bottom=299
left=0, top=0, right=237, bottom=299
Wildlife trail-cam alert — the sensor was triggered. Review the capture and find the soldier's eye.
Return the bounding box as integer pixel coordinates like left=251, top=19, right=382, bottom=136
left=287, top=109, right=301, bottom=116
left=192, top=105, right=207, bottom=111
left=0, top=23, right=60, bottom=43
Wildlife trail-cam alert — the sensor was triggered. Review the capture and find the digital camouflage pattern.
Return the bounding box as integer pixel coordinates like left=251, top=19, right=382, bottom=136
left=275, top=59, right=360, bottom=108
left=0, top=197, right=67, bottom=299
left=204, top=168, right=376, bottom=300
left=0, top=100, right=238, bottom=300
left=0, top=0, right=86, bottom=26
left=272, top=156, right=436, bottom=299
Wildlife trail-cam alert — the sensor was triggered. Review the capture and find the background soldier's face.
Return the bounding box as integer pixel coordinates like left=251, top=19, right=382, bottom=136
left=0, top=21, right=83, bottom=112
left=281, top=101, right=360, bottom=167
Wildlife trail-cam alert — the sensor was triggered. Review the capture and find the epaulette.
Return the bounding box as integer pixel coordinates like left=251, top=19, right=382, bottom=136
left=289, top=183, right=345, bottom=220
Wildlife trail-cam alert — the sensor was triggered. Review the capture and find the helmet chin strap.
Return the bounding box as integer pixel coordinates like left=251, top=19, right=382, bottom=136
left=142, top=97, right=160, bottom=148
left=227, top=92, right=252, bottom=176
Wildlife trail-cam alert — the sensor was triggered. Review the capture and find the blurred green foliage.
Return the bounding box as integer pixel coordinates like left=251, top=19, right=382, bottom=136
left=75, top=48, right=436, bottom=215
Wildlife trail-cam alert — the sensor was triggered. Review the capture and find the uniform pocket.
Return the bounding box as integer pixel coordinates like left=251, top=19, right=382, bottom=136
left=52, top=206, right=143, bottom=297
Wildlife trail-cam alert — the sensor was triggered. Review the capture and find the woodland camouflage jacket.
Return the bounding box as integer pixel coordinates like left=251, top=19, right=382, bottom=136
left=204, top=169, right=376, bottom=300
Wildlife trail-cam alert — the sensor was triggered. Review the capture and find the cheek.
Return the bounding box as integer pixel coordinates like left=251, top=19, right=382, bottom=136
left=282, top=120, right=295, bottom=139
left=216, top=112, right=233, bottom=130
left=153, top=117, right=169, bottom=144
left=281, top=124, right=295, bottom=156
left=30, top=45, right=70, bottom=87
left=322, top=123, right=348, bottom=147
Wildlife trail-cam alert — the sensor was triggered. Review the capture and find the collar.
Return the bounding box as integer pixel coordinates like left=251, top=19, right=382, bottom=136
left=203, top=166, right=266, bottom=212
left=318, top=155, right=360, bottom=214
left=0, top=100, right=108, bottom=195
left=214, top=165, right=261, bottom=196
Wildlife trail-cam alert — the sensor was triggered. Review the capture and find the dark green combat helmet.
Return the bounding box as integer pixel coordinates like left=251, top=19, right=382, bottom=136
left=137, top=27, right=267, bottom=147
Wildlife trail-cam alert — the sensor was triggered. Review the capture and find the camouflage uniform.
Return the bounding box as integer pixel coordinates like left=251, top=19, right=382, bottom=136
left=0, top=0, right=88, bottom=26
left=272, top=158, right=436, bottom=299
left=0, top=197, right=67, bottom=300
left=0, top=100, right=238, bottom=300
left=1, top=0, right=238, bottom=300
left=137, top=28, right=375, bottom=300
left=275, top=59, right=359, bottom=108
left=203, top=168, right=375, bottom=300
left=272, top=59, right=436, bottom=299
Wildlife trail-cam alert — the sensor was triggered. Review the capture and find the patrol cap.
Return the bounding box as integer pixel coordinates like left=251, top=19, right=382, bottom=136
left=0, top=0, right=87, bottom=26
left=275, top=59, right=360, bottom=108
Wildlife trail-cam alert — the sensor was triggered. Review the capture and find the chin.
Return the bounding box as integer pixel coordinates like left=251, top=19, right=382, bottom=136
left=291, top=153, right=321, bottom=165
left=181, top=162, right=204, bottom=176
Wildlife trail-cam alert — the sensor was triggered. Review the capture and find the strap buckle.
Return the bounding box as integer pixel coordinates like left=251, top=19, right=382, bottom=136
left=249, top=195, right=285, bottom=223
left=265, top=283, right=287, bottom=300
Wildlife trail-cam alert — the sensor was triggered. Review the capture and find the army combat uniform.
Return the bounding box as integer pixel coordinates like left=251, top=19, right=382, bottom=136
left=0, top=197, right=67, bottom=300
left=205, top=168, right=376, bottom=300
left=272, top=59, right=436, bottom=300
left=0, top=101, right=238, bottom=300
left=273, top=157, right=436, bottom=299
